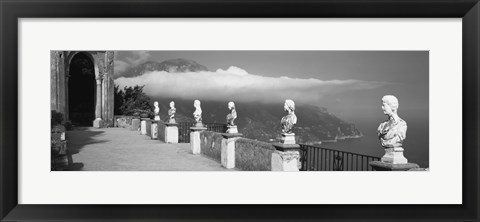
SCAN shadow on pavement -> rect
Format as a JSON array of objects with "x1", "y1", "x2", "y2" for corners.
[{"x1": 64, "y1": 127, "x2": 108, "y2": 171}]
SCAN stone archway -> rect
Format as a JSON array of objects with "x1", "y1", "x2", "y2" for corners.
[
  {"x1": 67, "y1": 52, "x2": 96, "y2": 126},
  {"x1": 51, "y1": 51, "x2": 115, "y2": 128}
]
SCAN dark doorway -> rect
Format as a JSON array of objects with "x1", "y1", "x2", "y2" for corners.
[{"x1": 68, "y1": 53, "x2": 95, "y2": 126}]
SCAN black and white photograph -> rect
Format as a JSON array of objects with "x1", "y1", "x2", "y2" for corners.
[
  {"x1": 51, "y1": 50, "x2": 429, "y2": 171},
  {"x1": 4, "y1": 1, "x2": 478, "y2": 220}
]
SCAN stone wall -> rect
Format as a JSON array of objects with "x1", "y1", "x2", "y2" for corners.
[
  {"x1": 50, "y1": 51, "x2": 67, "y2": 115},
  {"x1": 115, "y1": 115, "x2": 133, "y2": 128},
  {"x1": 196, "y1": 131, "x2": 276, "y2": 171},
  {"x1": 235, "y1": 138, "x2": 276, "y2": 171},
  {"x1": 199, "y1": 131, "x2": 223, "y2": 162}
]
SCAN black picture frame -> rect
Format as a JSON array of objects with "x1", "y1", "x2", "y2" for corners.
[{"x1": 1, "y1": 0, "x2": 479, "y2": 221}]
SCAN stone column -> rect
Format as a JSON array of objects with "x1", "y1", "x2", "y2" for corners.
[
  {"x1": 190, "y1": 126, "x2": 207, "y2": 154},
  {"x1": 146, "y1": 119, "x2": 152, "y2": 137},
  {"x1": 140, "y1": 118, "x2": 149, "y2": 135},
  {"x1": 93, "y1": 78, "x2": 104, "y2": 128},
  {"x1": 369, "y1": 147, "x2": 419, "y2": 171},
  {"x1": 271, "y1": 144, "x2": 301, "y2": 171},
  {"x1": 65, "y1": 74, "x2": 70, "y2": 122},
  {"x1": 281, "y1": 133, "x2": 296, "y2": 145},
  {"x1": 369, "y1": 161, "x2": 420, "y2": 171},
  {"x1": 221, "y1": 133, "x2": 242, "y2": 169},
  {"x1": 165, "y1": 122, "x2": 179, "y2": 143},
  {"x1": 151, "y1": 121, "x2": 158, "y2": 139}
]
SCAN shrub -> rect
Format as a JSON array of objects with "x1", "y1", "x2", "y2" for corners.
[
  {"x1": 64, "y1": 121, "x2": 73, "y2": 131},
  {"x1": 51, "y1": 110, "x2": 64, "y2": 127},
  {"x1": 116, "y1": 85, "x2": 153, "y2": 116}
]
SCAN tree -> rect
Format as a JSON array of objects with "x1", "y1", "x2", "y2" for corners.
[
  {"x1": 114, "y1": 85, "x2": 124, "y2": 115},
  {"x1": 114, "y1": 84, "x2": 153, "y2": 116}
]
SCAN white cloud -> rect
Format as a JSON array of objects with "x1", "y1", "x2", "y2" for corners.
[{"x1": 115, "y1": 66, "x2": 385, "y2": 104}]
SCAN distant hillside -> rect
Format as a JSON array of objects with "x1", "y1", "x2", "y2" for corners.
[
  {"x1": 150, "y1": 98, "x2": 363, "y2": 144},
  {"x1": 119, "y1": 59, "x2": 208, "y2": 78}
]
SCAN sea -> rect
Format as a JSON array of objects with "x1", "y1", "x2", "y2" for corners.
[{"x1": 320, "y1": 116, "x2": 429, "y2": 168}]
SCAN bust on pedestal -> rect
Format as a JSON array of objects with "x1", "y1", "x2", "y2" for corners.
[
  {"x1": 192, "y1": 99, "x2": 204, "y2": 128},
  {"x1": 164, "y1": 101, "x2": 179, "y2": 143},
  {"x1": 153, "y1": 101, "x2": 160, "y2": 121},
  {"x1": 168, "y1": 101, "x2": 176, "y2": 123},
  {"x1": 154, "y1": 101, "x2": 160, "y2": 121},
  {"x1": 221, "y1": 101, "x2": 242, "y2": 169},
  {"x1": 369, "y1": 95, "x2": 419, "y2": 171},
  {"x1": 226, "y1": 101, "x2": 238, "y2": 133},
  {"x1": 190, "y1": 100, "x2": 207, "y2": 154},
  {"x1": 272, "y1": 99, "x2": 301, "y2": 171},
  {"x1": 280, "y1": 99, "x2": 297, "y2": 144}
]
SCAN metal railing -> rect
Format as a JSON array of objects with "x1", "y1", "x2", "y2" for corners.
[
  {"x1": 299, "y1": 144, "x2": 380, "y2": 171},
  {"x1": 177, "y1": 122, "x2": 228, "y2": 143}
]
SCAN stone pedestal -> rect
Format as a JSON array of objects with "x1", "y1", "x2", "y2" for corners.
[
  {"x1": 369, "y1": 161, "x2": 420, "y2": 171},
  {"x1": 226, "y1": 125, "x2": 238, "y2": 134},
  {"x1": 131, "y1": 118, "x2": 140, "y2": 131},
  {"x1": 221, "y1": 133, "x2": 243, "y2": 169},
  {"x1": 168, "y1": 118, "x2": 176, "y2": 124},
  {"x1": 190, "y1": 126, "x2": 207, "y2": 154},
  {"x1": 271, "y1": 143, "x2": 301, "y2": 171},
  {"x1": 151, "y1": 121, "x2": 158, "y2": 139},
  {"x1": 165, "y1": 122, "x2": 179, "y2": 144},
  {"x1": 281, "y1": 133, "x2": 296, "y2": 144},
  {"x1": 140, "y1": 118, "x2": 149, "y2": 135},
  {"x1": 146, "y1": 120, "x2": 152, "y2": 137},
  {"x1": 381, "y1": 147, "x2": 408, "y2": 164},
  {"x1": 93, "y1": 118, "x2": 104, "y2": 128}
]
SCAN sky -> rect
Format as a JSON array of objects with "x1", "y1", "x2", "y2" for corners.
[{"x1": 114, "y1": 51, "x2": 429, "y2": 123}]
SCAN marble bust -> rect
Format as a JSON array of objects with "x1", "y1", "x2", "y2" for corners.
[
  {"x1": 226, "y1": 102, "x2": 237, "y2": 126},
  {"x1": 168, "y1": 101, "x2": 176, "y2": 123},
  {"x1": 193, "y1": 99, "x2": 202, "y2": 126},
  {"x1": 377, "y1": 95, "x2": 407, "y2": 148},
  {"x1": 281, "y1": 99, "x2": 297, "y2": 134},
  {"x1": 376, "y1": 95, "x2": 409, "y2": 164},
  {"x1": 153, "y1": 101, "x2": 160, "y2": 121},
  {"x1": 226, "y1": 101, "x2": 238, "y2": 133}
]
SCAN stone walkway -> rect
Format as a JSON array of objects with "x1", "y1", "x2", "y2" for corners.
[{"x1": 66, "y1": 127, "x2": 233, "y2": 171}]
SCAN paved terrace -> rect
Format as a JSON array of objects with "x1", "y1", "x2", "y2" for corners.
[{"x1": 66, "y1": 127, "x2": 234, "y2": 171}]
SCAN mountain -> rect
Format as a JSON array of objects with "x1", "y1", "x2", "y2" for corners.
[
  {"x1": 120, "y1": 59, "x2": 208, "y2": 78},
  {"x1": 151, "y1": 98, "x2": 363, "y2": 144}
]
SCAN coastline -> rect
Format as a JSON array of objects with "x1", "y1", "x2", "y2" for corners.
[{"x1": 320, "y1": 134, "x2": 364, "y2": 143}]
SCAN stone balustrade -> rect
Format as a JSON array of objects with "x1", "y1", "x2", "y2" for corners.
[
  {"x1": 154, "y1": 121, "x2": 179, "y2": 143},
  {"x1": 197, "y1": 131, "x2": 284, "y2": 171},
  {"x1": 234, "y1": 138, "x2": 276, "y2": 171}
]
